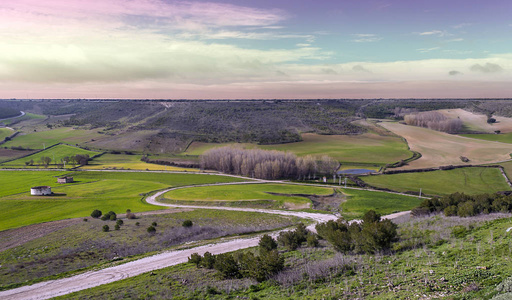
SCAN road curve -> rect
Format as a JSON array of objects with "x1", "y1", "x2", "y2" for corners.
[{"x1": 0, "y1": 182, "x2": 410, "y2": 300}]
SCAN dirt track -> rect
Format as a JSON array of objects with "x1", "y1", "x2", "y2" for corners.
[{"x1": 0, "y1": 182, "x2": 410, "y2": 300}]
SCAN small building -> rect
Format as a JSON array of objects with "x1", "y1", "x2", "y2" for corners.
[
  {"x1": 57, "y1": 176, "x2": 74, "y2": 184},
  {"x1": 31, "y1": 186, "x2": 52, "y2": 196}
]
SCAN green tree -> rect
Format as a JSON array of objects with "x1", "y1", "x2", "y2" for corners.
[
  {"x1": 188, "y1": 253, "x2": 202, "y2": 267},
  {"x1": 91, "y1": 209, "x2": 102, "y2": 218},
  {"x1": 258, "y1": 234, "x2": 277, "y2": 255}
]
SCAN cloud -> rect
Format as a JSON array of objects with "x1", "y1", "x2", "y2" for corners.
[
  {"x1": 351, "y1": 34, "x2": 382, "y2": 43},
  {"x1": 352, "y1": 65, "x2": 371, "y2": 73},
  {"x1": 417, "y1": 30, "x2": 451, "y2": 37},
  {"x1": 417, "y1": 47, "x2": 440, "y2": 53},
  {"x1": 449, "y1": 70, "x2": 462, "y2": 76},
  {"x1": 446, "y1": 38, "x2": 464, "y2": 42},
  {"x1": 470, "y1": 63, "x2": 504, "y2": 73}
]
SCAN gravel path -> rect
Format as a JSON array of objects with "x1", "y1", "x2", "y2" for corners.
[{"x1": 0, "y1": 182, "x2": 410, "y2": 300}]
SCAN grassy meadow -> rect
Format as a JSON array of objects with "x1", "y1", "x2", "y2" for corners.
[
  {"x1": 186, "y1": 133, "x2": 412, "y2": 165},
  {"x1": 460, "y1": 132, "x2": 512, "y2": 144},
  {"x1": 0, "y1": 128, "x2": 14, "y2": 140},
  {"x1": 340, "y1": 189, "x2": 423, "y2": 220},
  {"x1": 2, "y1": 127, "x2": 104, "y2": 150},
  {"x1": 0, "y1": 170, "x2": 248, "y2": 230},
  {"x1": 0, "y1": 144, "x2": 99, "y2": 168},
  {"x1": 161, "y1": 183, "x2": 334, "y2": 209},
  {"x1": 1, "y1": 113, "x2": 45, "y2": 126},
  {"x1": 363, "y1": 167, "x2": 511, "y2": 196}
]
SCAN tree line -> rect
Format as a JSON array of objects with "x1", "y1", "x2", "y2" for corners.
[
  {"x1": 200, "y1": 146, "x2": 339, "y2": 180},
  {"x1": 412, "y1": 191, "x2": 512, "y2": 217},
  {"x1": 404, "y1": 111, "x2": 462, "y2": 133}
]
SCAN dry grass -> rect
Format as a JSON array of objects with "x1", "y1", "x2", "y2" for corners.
[
  {"x1": 379, "y1": 121, "x2": 512, "y2": 169},
  {"x1": 438, "y1": 108, "x2": 512, "y2": 133}
]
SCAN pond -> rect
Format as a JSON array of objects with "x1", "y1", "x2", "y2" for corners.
[{"x1": 337, "y1": 169, "x2": 376, "y2": 175}]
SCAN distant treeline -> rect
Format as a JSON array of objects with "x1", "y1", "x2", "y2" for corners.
[
  {"x1": 200, "y1": 146, "x2": 339, "y2": 180},
  {"x1": 413, "y1": 192, "x2": 512, "y2": 217},
  {"x1": 0, "y1": 105, "x2": 21, "y2": 119},
  {"x1": 404, "y1": 111, "x2": 462, "y2": 133}
]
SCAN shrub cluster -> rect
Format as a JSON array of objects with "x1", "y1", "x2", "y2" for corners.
[
  {"x1": 201, "y1": 146, "x2": 338, "y2": 180},
  {"x1": 412, "y1": 192, "x2": 512, "y2": 217},
  {"x1": 101, "y1": 211, "x2": 117, "y2": 221},
  {"x1": 188, "y1": 235, "x2": 283, "y2": 282},
  {"x1": 315, "y1": 210, "x2": 398, "y2": 254},
  {"x1": 276, "y1": 223, "x2": 312, "y2": 251}
]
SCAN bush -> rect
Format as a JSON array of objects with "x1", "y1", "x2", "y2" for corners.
[
  {"x1": 91, "y1": 209, "x2": 102, "y2": 218},
  {"x1": 116, "y1": 219, "x2": 123, "y2": 226},
  {"x1": 444, "y1": 205, "x2": 458, "y2": 216},
  {"x1": 109, "y1": 214, "x2": 117, "y2": 221},
  {"x1": 115, "y1": 224, "x2": 120, "y2": 230},
  {"x1": 151, "y1": 222, "x2": 157, "y2": 227},
  {"x1": 188, "y1": 253, "x2": 202, "y2": 267},
  {"x1": 258, "y1": 234, "x2": 277, "y2": 254},
  {"x1": 201, "y1": 252, "x2": 216, "y2": 269},
  {"x1": 102, "y1": 225, "x2": 109, "y2": 232},
  {"x1": 214, "y1": 253, "x2": 240, "y2": 279},
  {"x1": 135, "y1": 222, "x2": 140, "y2": 226},
  {"x1": 307, "y1": 234, "x2": 319, "y2": 247},
  {"x1": 147, "y1": 226, "x2": 156, "y2": 234},
  {"x1": 182, "y1": 220, "x2": 193, "y2": 227},
  {"x1": 83, "y1": 218, "x2": 88, "y2": 222},
  {"x1": 316, "y1": 210, "x2": 398, "y2": 254},
  {"x1": 101, "y1": 215, "x2": 109, "y2": 221}
]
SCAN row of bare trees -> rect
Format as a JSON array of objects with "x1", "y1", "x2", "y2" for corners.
[
  {"x1": 200, "y1": 146, "x2": 339, "y2": 180},
  {"x1": 404, "y1": 111, "x2": 462, "y2": 133}
]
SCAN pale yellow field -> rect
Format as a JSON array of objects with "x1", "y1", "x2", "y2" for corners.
[
  {"x1": 438, "y1": 108, "x2": 512, "y2": 133},
  {"x1": 379, "y1": 121, "x2": 512, "y2": 169},
  {"x1": 81, "y1": 162, "x2": 197, "y2": 171}
]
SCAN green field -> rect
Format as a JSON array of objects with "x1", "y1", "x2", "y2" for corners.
[
  {"x1": 0, "y1": 128, "x2": 14, "y2": 140},
  {"x1": 340, "y1": 189, "x2": 422, "y2": 220},
  {"x1": 186, "y1": 133, "x2": 412, "y2": 165},
  {"x1": 1, "y1": 113, "x2": 45, "y2": 126},
  {"x1": 0, "y1": 144, "x2": 99, "y2": 168},
  {"x1": 82, "y1": 153, "x2": 198, "y2": 171},
  {"x1": 161, "y1": 183, "x2": 334, "y2": 208},
  {"x1": 0, "y1": 171, "x2": 247, "y2": 230},
  {"x1": 460, "y1": 133, "x2": 512, "y2": 144},
  {"x1": 362, "y1": 167, "x2": 511, "y2": 196},
  {"x1": 2, "y1": 127, "x2": 103, "y2": 149}
]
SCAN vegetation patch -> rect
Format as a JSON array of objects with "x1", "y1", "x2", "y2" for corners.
[
  {"x1": 461, "y1": 132, "x2": 512, "y2": 144},
  {"x1": 0, "y1": 209, "x2": 299, "y2": 289},
  {"x1": 1, "y1": 144, "x2": 99, "y2": 168},
  {"x1": 340, "y1": 189, "x2": 422, "y2": 220},
  {"x1": 2, "y1": 127, "x2": 104, "y2": 150},
  {"x1": 188, "y1": 133, "x2": 412, "y2": 165},
  {"x1": 161, "y1": 183, "x2": 334, "y2": 209},
  {"x1": 362, "y1": 167, "x2": 511, "y2": 196},
  {"x1": 55, "y1": 214, "x2": 512, "y2": 299}
]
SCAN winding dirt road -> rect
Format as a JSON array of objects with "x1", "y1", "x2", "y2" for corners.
[{"x1": 0, "y1": 182, "x2": 410, "y2": 300}]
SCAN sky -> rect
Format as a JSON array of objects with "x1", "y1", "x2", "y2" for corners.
[{"x1": 0, "y1": 0, "x2": 512, "y2": 99}]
